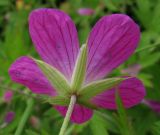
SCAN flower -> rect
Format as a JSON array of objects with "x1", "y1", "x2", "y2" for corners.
[
  {"x1": 4, "y1": 111, "x2": 15, "y2": 123},
  {"x1": 142, "y1": 99, "x2": 160, "y2": 114},
  {"x1": 77, "y1": 8, "x2": 95, "y2": 16},
  {"x1": 9, "y1": 8, "x2": 146, "y2": 124},
  {"x1": 3, "y1": 90, "x2": 13, "y2": 103}
]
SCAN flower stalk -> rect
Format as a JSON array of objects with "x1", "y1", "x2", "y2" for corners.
[
  {"x1": 59, "y1": 95, "x2": 76, "y2": 135},
  {"x1": 15, "y1": 98, "x2": 34, "y2": 135}
]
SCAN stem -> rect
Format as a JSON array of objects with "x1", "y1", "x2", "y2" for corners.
[
  {"x1": 59, "y1": 95, "x2": 76, "y2": 135},
  {"x1": 135, "y1": 43, "x2": 160, "y2": 53},
  {"x1": 14, "y1": 98, "x2": 34, "y2": 135}
]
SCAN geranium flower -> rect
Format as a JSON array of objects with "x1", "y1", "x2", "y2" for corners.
[
  {"x1": 4, "y1": 111, "x2": 15, "y2": 123},
  {"x1": 9, "y1": 8, "x2": 145, "y2": 124},
  {"x1": 77, "y1": 8, "x2": 95, "y2": 16},
  {"x1": 3, "y1": 90, "x2": 13, "y2": 103}
]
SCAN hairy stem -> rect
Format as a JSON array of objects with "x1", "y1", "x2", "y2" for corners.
[{"x1": 59, "y1": 95, "x2": 76, "y2": 135}]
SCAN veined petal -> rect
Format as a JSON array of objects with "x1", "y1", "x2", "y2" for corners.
[
  {"x1": 29, "y1": 8, "x2": 79, "y2": 80},
  {"x1": 55, "y1": 104, "x2": 93, "y2": 124},
  {"x1": 86, "y1": 14, "x2": 140, "y2": 83},
  {"x1": 91, "y1": 77, "x2": 146, "y2": 109},
  {"x1": 9, "y1": 56, "x2": 56, "y2": 96}
]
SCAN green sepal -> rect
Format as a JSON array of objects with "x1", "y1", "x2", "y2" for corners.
[
  {"x1": 78, "y1": 99, "x2": 98, "y2": 109},
  {"x1": 40, "y1": 95, "x2": 70, "y2": 106},
  {"x1": 70, "y1": 44, "x2": 87, "y2": 92},
  {"x1": 79, "y1": 77, "x2": 125, "y2": 100},
  {"x1": 34, "y1": 59, "x2": 71, "y2": 96}
]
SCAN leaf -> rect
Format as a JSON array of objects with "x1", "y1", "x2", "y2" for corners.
[
  {"x1": 40, "y1": 95, "x2": 70, "y2": 106},
  {"x1": 79, "y1": 77, "x2": 124, "y2": 100},
  {"x1": 138, "y1": 73, "x2": 153, "y2": 88},
  {"x1": 25, "y1": 129, "x2": 39, "y2": 135},
  {"x1": 140, "y1": 52, "x2": 160, "y2": 68},
  {"x1": 95, "y1": 111, "x2": 119, "y2": 134},
  {"x1": 71, "y1": 44, "x2": 87, "y2": 92},
  {"x1": 152, "y1": 121, "x2": 160, "y2": 135},
  {"x1": 103, "y1": 0, "x2": 118, "y2": 11},
  {"x1": 133, "y1": 0, "x2": 152, "y2": 29},
  {"x1": 0, "y1": 0, "x2": 9, "y2": 6},
  {"x1": 34, "y1": 59, "x2": 71, "y2": 96},
  {"x1": 115, "y1": 90, "x2": 135, "y2": 135},
  {"x1": 116, "y1": 90, "x2": 127, "y2": 124},
  {"x1": 90, "y1": 113, "x2": 109, "y2": 135}
]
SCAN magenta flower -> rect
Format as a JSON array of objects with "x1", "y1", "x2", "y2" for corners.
[
  {"x1": 78, "y1": 8, "x2": 95, "y2": 16},
  {"x1": 142, "y1": 99, "x2": 160, "y2": 114},
  {"x1": 9, "y1": 8, "x2": 145, "y2": 124},
  {"x1": 5, "y1": 111, "x2": 15, "y2": 123},
  {"x1": 3, "y1": 90, "x2": 13, "y2": 103}
]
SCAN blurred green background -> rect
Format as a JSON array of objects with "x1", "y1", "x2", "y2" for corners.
[{"x1": 0, "y1": 0, "x2": 160, "y2": 134}]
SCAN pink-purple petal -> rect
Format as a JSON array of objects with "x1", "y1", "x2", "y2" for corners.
[
  {"x1": 9, "y1": 56, "x2": 56, "y2": 96},
  {"x1": 29, "y1": 8, "x2": 79, "y2": 80},
  {"x1": 86, "y1": 14, "x2": 140, "y2": 83},
  {"x1": 143, "y1": 99, "x2": 160, "y2": 113},
  {"x1": 5, "y1": 111, "x2": 15, "y2": 123},
  {"x1": 78, "y1": 8, "x2": 95, "y2": 16},
  {"x1": 3, "y1": 90, "x2": 13, "y2": 103},
  {"x1": 55, "y1": 104, "x2": 93, "y2": 124},
  {"x1": 91, "y1": 77, "x2": 146, "y2": 109}
]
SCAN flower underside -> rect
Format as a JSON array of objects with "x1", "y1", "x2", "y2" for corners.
[
  {"x1": 9, "y1": 8, "x2": 146, "y2": 124},
  {"x1": 36, "y1": 44, "x2": 125, "y2": 109}
]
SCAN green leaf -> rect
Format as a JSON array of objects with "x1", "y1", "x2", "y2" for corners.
[
  {"x1": 40, "y1": 95, "x2": 70, "y2": 106},
  {"x1": 25, "y1": 129, "x2": 39, "y2": 135},
  {"x1": 71, "y1": 44, "x2": 87, "y2": 92},
  {"x1": 140, "y1": 52, "x2": 160, "y2": 68},
  {"x1": 34, "y1": 59, "x2": 71, "y2": 96},
  {"x1": 90, "y1": 113, "x2": 109, "y2": 135},
  {"x1": 0, "y1": 0, "x2": 9, "y2": 6},
  {"x1": 115, "y1": 90, "x2": 135, "y2": 135},
  {"x1": 116, "y1": 90, "x2": 127, "y2": 124},
  {"x1": 152, "y1": 121, "x2": 160, "y2": 135},
  {"x1": 95, "y1": 111, "x2": 119, "y2": 133},
  {"x1": 104, "y1": 0, "x2": 118, "y2": 11},
  {"x1": 79, "y1": 77, "x2": 124, "y2": 100}
]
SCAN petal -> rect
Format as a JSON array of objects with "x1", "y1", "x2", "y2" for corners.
[
  {"x1": 55, "y1": 104, "x2": 93, "y2": 124},
  {"x1": 78, "y1": 8, "x2": 95, "y2": 16},
  {"x1": 5, "y1": 111, "x2": 15, "y2": 123},
  {"x1": 143, "y1": 99, "x2": 160, "y2": 113},
  {"x1": 91, "y1": 77, "x2": 146, "y2": 109},
  {"x1": 86, "y1": 14, "x2": 140, "y2": 83},
  {"x1": 29, "y1": 8, "x2": 80, "y2": 80},
  {"x1": 9, "y1": 56, "x2": 56, "y2": 96}
]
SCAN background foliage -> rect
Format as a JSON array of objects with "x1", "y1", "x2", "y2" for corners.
[{"x1": 0, "y1": 0, "x2": 160, "y2": 134}]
